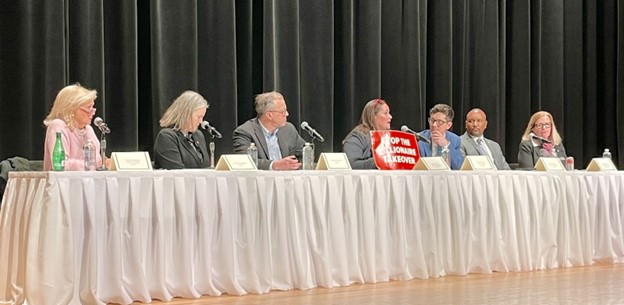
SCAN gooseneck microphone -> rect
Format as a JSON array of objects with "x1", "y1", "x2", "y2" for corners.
[
  {"x1": 93, "y1": 117, "x2": 110, "y2": 134},
  {"x1": 529, "y1": 132, "x2": 552, "y2": 144},
  {"x1": 400, "y1": 125, "x2": 430, "y2": 144},
  {"x1": 201, "y1": 121, "x2": 223, "y2": 138},
  {"x1": 301, "y1": 121, "x2": 325, "y2": 142}
]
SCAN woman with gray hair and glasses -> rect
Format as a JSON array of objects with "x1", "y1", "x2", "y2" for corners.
[{"x1": 153, "y1": 90, "x2": 210, "y2": 169}]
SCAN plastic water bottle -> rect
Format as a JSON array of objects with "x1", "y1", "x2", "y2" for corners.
[
  {"x1": 52, "y1": 131, "x2": 65, "y2": 171},
  {"x1": 441, "y1": 146, "x2": 451, "y2": 166},
  {"x1": 83, "y1": 139, "x2": 97, "y2": 171},
  {"x1": 247, "y1": 143, "x2": 258, "y2": 167},
  {"x1": 431, "y1": 142, "x2": 439, "y2": 157},
  {"x1": 302, "y1": 142, "x2": 314, "y2": 170},
  {"x1": 603, "y1": 148, "x2": 612, "y2": 160}
]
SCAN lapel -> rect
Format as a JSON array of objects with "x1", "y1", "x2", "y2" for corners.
[
  {"x1": 178, "y1": 131, "x2": 202, "y2": 165},
  {"x1": 252, "y1": 119, "x2": 270, "y2": 159},
  {"x1": 468, "y1": 136, "x2": 484, "y2": 155},
  {"x1": 277, "y1": 128, "x2": 289, "y2": 158}
]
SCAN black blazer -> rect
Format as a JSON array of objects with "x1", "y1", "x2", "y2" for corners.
[{"x1": 153, "y1": 128, "x2": 210, "y2": 169}]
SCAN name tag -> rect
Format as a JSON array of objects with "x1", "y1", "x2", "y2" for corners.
[
  {"x1": 109, "y1": 152, "x2": 153, "y2": 171},
  {"x1": 586, "y1": 158, "x2": 618, "y2": 171},
  {"x1": 534, "y1": 157, "x2": 565, "y2": 171},
  {"x1": 413, "y1": 157, "x2": 451, "y2": 171},
  {"x1": 215, "y1": 154, "x2": 258, "y2": 171},
  {"x1": 316, "y1": 153, "x2": 352, "y2": 170},
  {"x1": 460, "y1": 155, "x2": 496, "y2": 171}
]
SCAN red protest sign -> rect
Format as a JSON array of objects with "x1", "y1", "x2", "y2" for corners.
[{"x1": 370, "y1": 130, "x2": 421, "y2": 170}]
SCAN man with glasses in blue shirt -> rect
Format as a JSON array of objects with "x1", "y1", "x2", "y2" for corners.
[
  {"x1": 417, "y1": 103, "x2": 465, "y2": 169},
  {"x1": 233, "y1": 91, "x2": 305, "y2": 170}
]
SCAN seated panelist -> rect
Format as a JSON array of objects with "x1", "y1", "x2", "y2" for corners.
[
  {"x1": 43, "y1": 83, "x2": 106, "y2": 171},
  {"x1": 517, "y1": 110, "x2": 566, "y2": 169},
  {"x1": 460, "y1": 108, "x2": 511, "y2": 170},
  {"x1": 153, "y1": 91, "x2": 210, "y2": 169},
  {"x1": 342, "y1": 98, "x2": 392, "y2": 169},
  {"x1": 417, "y1": 103, "x2": 464, "y2": 169},
  {"x1": 232, "y1": 91, "x2": 305, "y2": 170}
]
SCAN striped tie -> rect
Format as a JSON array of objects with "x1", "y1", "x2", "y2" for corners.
[{"x1": 476, "y1": 138, "x2": 487, "y2": 155}]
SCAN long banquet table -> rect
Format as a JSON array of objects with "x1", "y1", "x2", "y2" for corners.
[{"x1": 0, "y1": 170, "x2": 623, "y2": 304}]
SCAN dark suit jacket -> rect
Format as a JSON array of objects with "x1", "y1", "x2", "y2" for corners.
[
  {"x1": 232, "y1": 118, "x2": 306, "y2": 170},
  {"x1": 343, "y1": 130, "x2": 376, "y2": 169},
  {"x1": 517, "y1": 139, "x2": 567, "y2": 169},
  {"x1": 153, "y1": 128, "x2": 210, "y2": 169},
  {"x1": 460, "y1": 132, "x2": 512, "y2": 170}
]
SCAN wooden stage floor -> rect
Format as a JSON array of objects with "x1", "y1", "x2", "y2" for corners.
[{"x1": 121, "y1": 262, "x2": 624, "y2": 304}]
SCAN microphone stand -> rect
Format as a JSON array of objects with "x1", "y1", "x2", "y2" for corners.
[
  {"x1": 209, "y1": 132, "x2": 215, "y2": 168},
  {"x1": 98, "y1": 133, "x2": 108, "y2": 171},
  {"x1": 209, "y1": 132, "x2": 216, "y2": 169}
]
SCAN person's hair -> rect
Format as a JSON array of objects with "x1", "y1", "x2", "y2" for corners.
[
  {"x1": 521, "y1": 110, "x2": 563, "y2": 144},
  {"x1": 344, "y1": 98, "x2": 388, "y2": 140},
  {"x1": 429, "y1": 103, "x2": 454, "y2": 121},
  {"x1": 255, "y1": 91, "x2": 284, "y2": 117},
  {"x1": 43, "y1": 83, "x2": 97, "y2": 130},
  {"x1": 159, "y1": 90, "x2": 209, "y2": 130}
]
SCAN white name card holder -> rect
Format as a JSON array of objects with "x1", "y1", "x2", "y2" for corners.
[
  {"x1": 460, "y1": 155, "x2": 497, "y2": 171},
  {"x1": 215, "y1": 154, "x2": 258, "y2": 171},
  {"x1": 534, "y1": 157, "x2": 566, "y2": 171},
  {"x1": 413, "y1": 157, "x2": 451, "y2": 171},
  {"x1": 586, "y1": 158, "x2": 618, "y2": 171},
  {"x1": 316, "y1": 153, "x2": 352, "y2": 170},
  {"x1": 109, "y1": 152, "x2": 153, "y2": 171}
]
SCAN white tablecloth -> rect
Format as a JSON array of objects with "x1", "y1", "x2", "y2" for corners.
[{"x1": 0, "y1": 170, "x2": 623, "y2": 305}]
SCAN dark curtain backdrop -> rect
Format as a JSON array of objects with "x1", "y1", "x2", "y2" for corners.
[{"x1": 1, "y1": 0, "x2": 622, "y2": 169}]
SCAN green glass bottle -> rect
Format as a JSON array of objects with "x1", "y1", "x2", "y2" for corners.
[{"x1": 52, "y1": 131, "x2": 65, "y2": 171}]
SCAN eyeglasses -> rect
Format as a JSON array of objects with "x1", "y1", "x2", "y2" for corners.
[
  {"x1": 428, "y1": 118, "x2": 449, "y2": 126},
  {"x1": 534, "y1": 122, "x2": 552, "y2": 129},
  {"x1": 79, "y1": 106, "x2": 96, "y2": 115},
  {"x1": 268, "y1": 109, "x2": 288, "y2": 115}
]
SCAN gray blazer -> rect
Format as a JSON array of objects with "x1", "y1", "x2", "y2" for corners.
[
  {"x1": 517, "y1": 139, "x2": 567, "y2": 169},
  {"x1": 153, "y1": 128, "x2": 210, "y2": 169},
  {"x1": 233, "y1": 118, "x2": 306, "y2": 170},
  {"x1": 460, "y1": 132, "x2": 511, "y2": 170},
  {"x1": 343, "y1": 130, "x2": 376, "y2": 169}
]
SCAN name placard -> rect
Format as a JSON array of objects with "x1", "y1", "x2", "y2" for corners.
[
  {"x1": 316, "y1": 153, "x2": 352, "y2": 170},
  {"x1": 586, "y1": 158, "x2": 618, "y2": 171},
  {"x1": 534, "y1": 157, "x2": 565, "y2": 171},
  {"x1": 109, "y1": 152, "x2": 153, "y2": 171},
  {"x1": 460, "y1": 155, "x2": 497, "y2": 171},
  {"x1": 413, "y1": 157, "x2": 451, "y2": 171},
  {"x1": 215, "y1": 154, "x2": 258, "y2": 171}
]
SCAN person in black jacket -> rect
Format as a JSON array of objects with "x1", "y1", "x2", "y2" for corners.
[{"x1": 153, "y1": 91, "x2": 210, "y2": 169}]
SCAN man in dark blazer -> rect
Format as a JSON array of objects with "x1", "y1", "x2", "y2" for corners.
[
  {"x1": 233, "y1": 91, "x2": 305, "y2": 170},
  {"x1": 460, "y1": 108, "x2": 512, "y2": 170}
]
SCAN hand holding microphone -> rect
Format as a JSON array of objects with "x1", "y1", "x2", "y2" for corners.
[
  {"x1": 301, "y1": 121, "x2": 325, "y2": 142},
  {"x1": 93, "y1": 117, "x2": 110, "y2": 134},
  {"x1": 201, "y1": 121, "x2": 222, "y2": 138}
]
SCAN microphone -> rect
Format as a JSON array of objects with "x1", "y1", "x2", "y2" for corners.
[
  {"x1": 401, "y1": 125, "x2": 430, "y2": 144},
  {"x1": 300, "y1": 121, "x2": 325, "y2": 142},
  {"x1": 529, "y1": 132, "x2": 552, "y2": 144},
  {"x1": 200, "y1": 121, "x2": 222, "y2": 138},
  {"x1": 93, "y1": 117, "x2": 110, "y2": 134}
]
